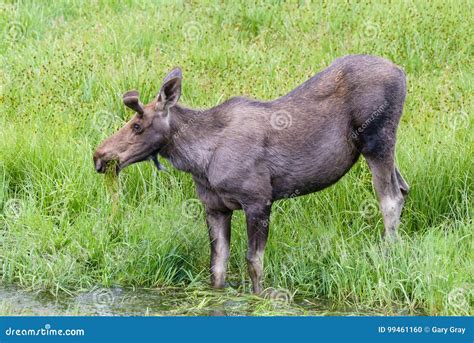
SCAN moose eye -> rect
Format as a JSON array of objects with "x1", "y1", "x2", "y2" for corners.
[{"x1": 132, "y1": 123, "x2": 142, "y2": 133}]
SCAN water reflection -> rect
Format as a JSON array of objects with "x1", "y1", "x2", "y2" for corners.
[{"x1": 0, "y1": 284, "x2": 371, "y2": 316}]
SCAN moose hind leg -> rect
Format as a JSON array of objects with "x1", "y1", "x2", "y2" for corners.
[{"x1": 365, "y1": 156, "x2": 405, "y2": 240}]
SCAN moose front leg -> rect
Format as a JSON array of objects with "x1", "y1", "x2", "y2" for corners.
[
  {"x1": 244, "y1": 203, "x2": 271, "y2": 294},
  {"x1": 206, "y1": 208, "x2": 232, "y2": 289}
]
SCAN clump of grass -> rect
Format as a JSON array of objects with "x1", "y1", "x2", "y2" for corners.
[{"x1": 104, "y1": 160, "x2": 120, "y2": 217}]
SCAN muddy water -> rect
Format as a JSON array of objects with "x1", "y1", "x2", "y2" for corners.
[{"x1": 0, "y1": 285, "x2": 371, "y2": 316}]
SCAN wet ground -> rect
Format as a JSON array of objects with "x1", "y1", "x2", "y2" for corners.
[{"x1": 0, "y1": 284, "x2": 375, "y2": 316}]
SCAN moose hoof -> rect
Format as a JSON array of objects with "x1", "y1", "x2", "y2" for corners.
[
  {"x1": 252, "y1": 285, "x2": 263, "y2": 295},
  {"x1": 211, "y1": 279, "x2": 227, "y2": 289}
]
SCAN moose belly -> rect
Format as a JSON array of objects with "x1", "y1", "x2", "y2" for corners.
[{"x1": 270, "y1": 144, "x2": 360, "y2": 200}]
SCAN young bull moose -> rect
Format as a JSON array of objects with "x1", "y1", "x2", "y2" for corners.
[{"x1": 94, "y1": 55, "x2": 409, "y2": 294}]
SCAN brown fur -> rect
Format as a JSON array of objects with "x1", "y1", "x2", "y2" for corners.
[{"x1": 94, "y1": 55, "x2": 409, "y2": 293}]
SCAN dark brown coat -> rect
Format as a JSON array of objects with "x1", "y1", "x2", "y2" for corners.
[{"x1": 94, "y1": 55, "x2": 409, "y2": 293}]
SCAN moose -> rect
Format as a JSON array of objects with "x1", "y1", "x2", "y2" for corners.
[{"x1": 94, "y1": 55, "x2": 409, "y2": 294}]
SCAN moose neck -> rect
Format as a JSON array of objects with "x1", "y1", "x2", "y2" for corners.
[{"x1": 159, "y1": 104, "x2": 220, "y2": 177}]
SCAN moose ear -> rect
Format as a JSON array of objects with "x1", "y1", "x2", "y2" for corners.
[
  {"x1": 123, "y1": 90, "x2": 144, "y2": 115},
  {"x1": 156, "y1": 68, "x2": 182, "y2": 111}
]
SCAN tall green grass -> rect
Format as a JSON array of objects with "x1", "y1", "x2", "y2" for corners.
[{"x1": 0, "y1": 0, "x2": 472, "y2": 315}]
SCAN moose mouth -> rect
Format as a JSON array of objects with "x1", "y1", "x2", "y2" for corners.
[
  {"x1": 115, "y1": 150, "x2": 163, "y2": 174},
  {"x1": 95, "y1": 148, "x2": 164, "y2": 175}
]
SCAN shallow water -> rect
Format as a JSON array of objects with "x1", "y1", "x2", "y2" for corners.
[{"x1": 0, "y1": 284, "x2": 376, "y2": 316}]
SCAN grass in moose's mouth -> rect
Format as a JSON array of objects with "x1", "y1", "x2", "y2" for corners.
[
  {"x1": 0, "y1": 1, "x2": 472, "y2": 316},
  {"x1": 104, "y1": 160, "x2": 120, "y2": 216}
]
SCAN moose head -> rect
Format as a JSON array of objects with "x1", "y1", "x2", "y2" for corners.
[{"x1": 93, "y1": 68, "x2": 182, "y2": 174}]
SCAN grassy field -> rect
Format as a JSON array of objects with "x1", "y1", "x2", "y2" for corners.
[{"x1": 0, "y1": 1, "x2": 472, "y2": 316}]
